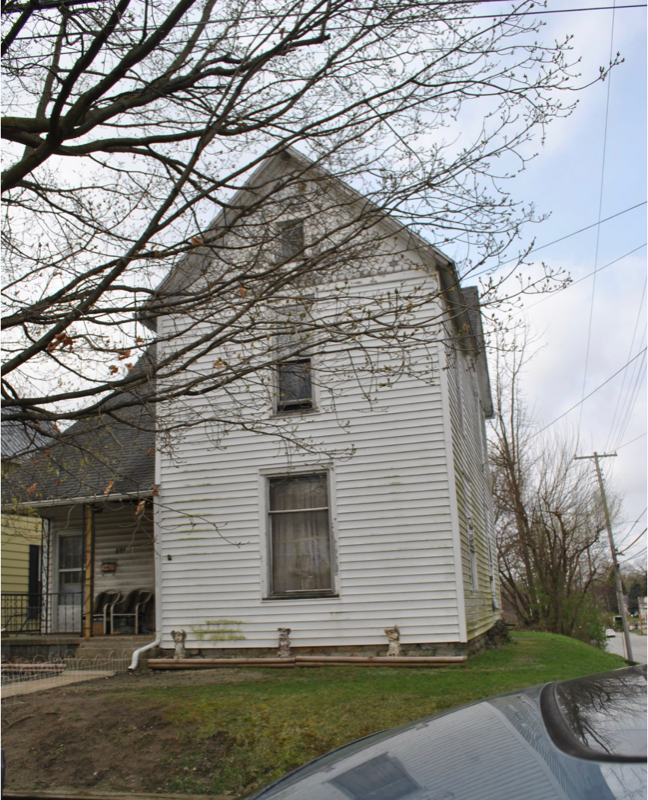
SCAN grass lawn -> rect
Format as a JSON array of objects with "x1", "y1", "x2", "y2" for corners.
[
  {"x1": 139, "y1": 633, "x2": 625, "y2": 796},
  {"x1": 3, "y1": 632, "x2": 627, "y2": 798}
]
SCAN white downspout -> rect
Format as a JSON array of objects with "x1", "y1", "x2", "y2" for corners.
[
  {"x1": 128, "y1": 526, "x2": 162, "y2": 669},
  {"x1": 129, "y1": 426, "x2": 163, "y2": 671}
]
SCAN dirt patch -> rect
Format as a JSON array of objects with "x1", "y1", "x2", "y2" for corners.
[{"x1": 1, "y1": 668, "x2": 269, "y2": 795}]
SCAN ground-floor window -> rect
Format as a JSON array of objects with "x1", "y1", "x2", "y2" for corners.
[{"x1": 268, "y1": 473, "x2": 334, "y2": 597}]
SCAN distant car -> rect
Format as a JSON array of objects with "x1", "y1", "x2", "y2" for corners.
[
  {"x1": 606, "y1": 628, "x2": 617, "y2": 637},
  {"x1": 246, "y1": 666, "x2": 647, "y2": 800}
]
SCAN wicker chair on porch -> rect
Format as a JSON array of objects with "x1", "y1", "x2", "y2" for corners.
[
  {"x1": 92, "y1": 590, "x2": 121, "y2": 635},
  {"x1": 110, "y1": 589, "x2": 153, "y2": 635}
]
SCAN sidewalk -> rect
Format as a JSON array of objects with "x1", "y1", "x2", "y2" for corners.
[{"x1": 2, "y1": 669, "x2": 115, "y2": 697}]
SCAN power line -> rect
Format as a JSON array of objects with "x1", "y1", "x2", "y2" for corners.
[
  {"x1": 615, "y1": 506, "x2": 647, "y2": 549},
  {"x1": 578, "y1": 0, "x2": 617, "y2": 440},
  {"x1": 512, "y1": 243, "x2": 646, "y2": 317},
  {"x1": 617, "y1": 431, "x2": 647, "y2": 450},
  {"x1": 466, "y1": 3, "x2": 646, "y2": 17},
  {"x1": 614, "y1": 342, "x2": 647, "y2": 450},
  {"x1": 606, "y1": 276, "x2": 647, "y2": 449},
  {"x1": 619, "y1": 545, "x2": 647, "y2": 562},
  {"x1": 531, "y1": 347, "x2": 647, "y2": 438},
  {"x1": 610, "y1": 326, "x2": 647, "y2": 449},
  {"x1": 470, "y1": 201, "x2": 646, "y2": 281},
  {"x1": 618, "y1": 528, "x2": 647, "y2": 555}
]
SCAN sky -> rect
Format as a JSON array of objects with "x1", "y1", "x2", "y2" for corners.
[{"x1": 477, "y1": 1, "x2": 647, "y2": 566}]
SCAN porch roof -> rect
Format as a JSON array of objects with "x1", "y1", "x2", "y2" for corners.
[{"x1": 2, "y1": 400, "x2": 155, "y2": 511}]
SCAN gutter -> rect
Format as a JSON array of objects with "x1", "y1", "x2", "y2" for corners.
[{"x1": 2, "y1": 490, "x2": 153, "y2": 512}]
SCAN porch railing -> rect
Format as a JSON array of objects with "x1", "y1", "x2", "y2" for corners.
[{"x1": 1, "y1": 592, "x2": 83, "y2": 635}]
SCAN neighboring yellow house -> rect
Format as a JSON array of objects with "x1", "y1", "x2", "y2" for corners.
[
  {"x1": 2, "y1": 424, "x2": 44, "y2": 631},
  {"x1": 2, "y1": 511, "x2": 42, "y2": 594}
]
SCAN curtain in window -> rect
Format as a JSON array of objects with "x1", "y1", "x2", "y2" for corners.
[{"x1": 270, "y1": 475, "x2": 331, "y2": 593}]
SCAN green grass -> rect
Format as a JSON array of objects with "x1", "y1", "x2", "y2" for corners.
[{"x1": 130, "y1": 634, "x2": 626, "y2": 796}]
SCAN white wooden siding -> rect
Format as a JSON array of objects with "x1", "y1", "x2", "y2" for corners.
[
  {"x1": 44, "y1": 504, "x2": 154, "y2": 600},
  {"x1": 445, "y1": 344, "x2": 499, "y2": 638},
  {"x1": 156, "y1": 266, "x2": 468, "y2": 651},
  {"x1": 93, "y1": 507, "x2": 155, "y2": 596}
]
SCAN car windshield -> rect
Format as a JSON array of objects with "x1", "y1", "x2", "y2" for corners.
[{"x1": 546, "y1": 666, "x2": 647, "y2": 761}]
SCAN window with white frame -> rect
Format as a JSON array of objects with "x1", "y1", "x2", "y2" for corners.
[
  {"x1": 268, "y1": 473, "x2": 334, "y2": 596},
  {"x1": 276, "y1": 358, "x2": 313, "y2": 412}
]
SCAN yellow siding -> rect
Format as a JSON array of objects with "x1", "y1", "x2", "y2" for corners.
[{"x1": 1, "y1": 513, "x2": 42, "y2": 593}]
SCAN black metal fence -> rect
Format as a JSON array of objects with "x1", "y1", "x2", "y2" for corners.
[{"x1": 1, "y1": 592, "x2": 83, "y2": 635}]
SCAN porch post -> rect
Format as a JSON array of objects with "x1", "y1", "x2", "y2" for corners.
[{"x1": 83, "y1": 504, "x2": 94, "y2": 639}]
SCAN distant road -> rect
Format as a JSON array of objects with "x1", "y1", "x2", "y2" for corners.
[{"x1": 605, "y1": 632, "x2": 647, "y2": 664}]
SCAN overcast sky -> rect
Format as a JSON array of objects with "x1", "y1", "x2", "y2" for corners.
[{"x1": 477, "y1": 2, "x2": 647, "y2": 565}]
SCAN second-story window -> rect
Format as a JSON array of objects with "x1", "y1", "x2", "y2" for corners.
[
  {"x1": 277, "y1": 358, "x2": 312, "y2": 412},
  {"x1": 278, "y1": 220, "x2": 304, "y2": 261}
]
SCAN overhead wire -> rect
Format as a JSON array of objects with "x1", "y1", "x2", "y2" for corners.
[
  {"x1": 605, "y1": 275, "x2": 647, "y2": 449},
  {"x1": 578, "y1": 0, "x2": 617, "y2": 439},
  {"x1": 530, "y1": 347, "x2": 647, "y2": 438},
  {"x1": 618, "y1": 528, "x2": 647, "y2": 555},
  {"x1": 612, "y1": 329, "x2": 647, "y2": 450},
  {"x1": 615, "y1": 506, "x2": 647, "y2": 549},
  {"x1": 458, "y1": 3, "x2": 645, "y2": 17},
  {"x1": 619, "y1": 545, "x2": 646, "y2": 562},
  {"x1": 617, "y1": 431, "x2": 647, "y2": 450},
  {"x1": 469, "y1": 201, "x2": 646, "y2": 282},
  {"x1": 510, "y1": 243, "x2": 646, "y2": 318}
]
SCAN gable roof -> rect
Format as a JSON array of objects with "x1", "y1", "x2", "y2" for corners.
[{"x1": 140, "y1": 146, "x2": 477, "y2": 347}]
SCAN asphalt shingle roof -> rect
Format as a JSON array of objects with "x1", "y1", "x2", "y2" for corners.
[{"x1": 2, "y1": 355, "x2": 156, "y2": 507}]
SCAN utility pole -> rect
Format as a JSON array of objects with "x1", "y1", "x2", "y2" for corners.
[{"x1": 574, "y1": 452, "x2": 634, "y2": 662}]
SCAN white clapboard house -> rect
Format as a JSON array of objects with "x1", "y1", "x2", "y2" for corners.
[
  {"x1": 147, "y1": 149, "x2": 500, "y2": 658},
  {"x1": 2, "y1": 149, "x2": 500, "y2": 659}
]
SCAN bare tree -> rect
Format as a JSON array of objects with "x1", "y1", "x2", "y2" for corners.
[
  {"x1": 489, "y1": 332, "x2": 614, "y2": 638},
  {"x1": 2, "y1": 0, "x2": 604, "y2": 449}
]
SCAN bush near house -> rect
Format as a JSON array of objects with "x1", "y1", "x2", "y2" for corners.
[{"x1": 2, "y1": 633, "x2": 626, "y2": 798}]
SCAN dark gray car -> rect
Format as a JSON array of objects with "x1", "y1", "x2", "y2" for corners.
[{"x1": 246, "y1": 665, "x2": 647, "y2": 800}]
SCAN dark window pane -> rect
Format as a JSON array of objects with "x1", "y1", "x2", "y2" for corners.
[
  {"x1": 279, "y1": 221, "x2": 304, "y2": 260},
  {"x1": 269, "y1": 474, "x2": 327, "y2": 511},
  {"x1": 59, "y1": 535, "x2": 83, "y2": 570},
  {"x1": 270, "y1": 474, "x2": 331, "y2": 594},
  {"x1": 278, "y1": 359, "x2": 312, "y2": 410},
  {"x1": 60, "y1": 570, "x2": 83, "y2": 586},
  {"x1": 272, "y1": 510, "x2": 331, "y2": 593}
]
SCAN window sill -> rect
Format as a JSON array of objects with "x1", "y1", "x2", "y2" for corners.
[
  {"x1": 263, "y1": 592, "x2": 339, "y2": 601},
  {"x1": 271, "y1": 407, "x2": 319, "y2": 419}
]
